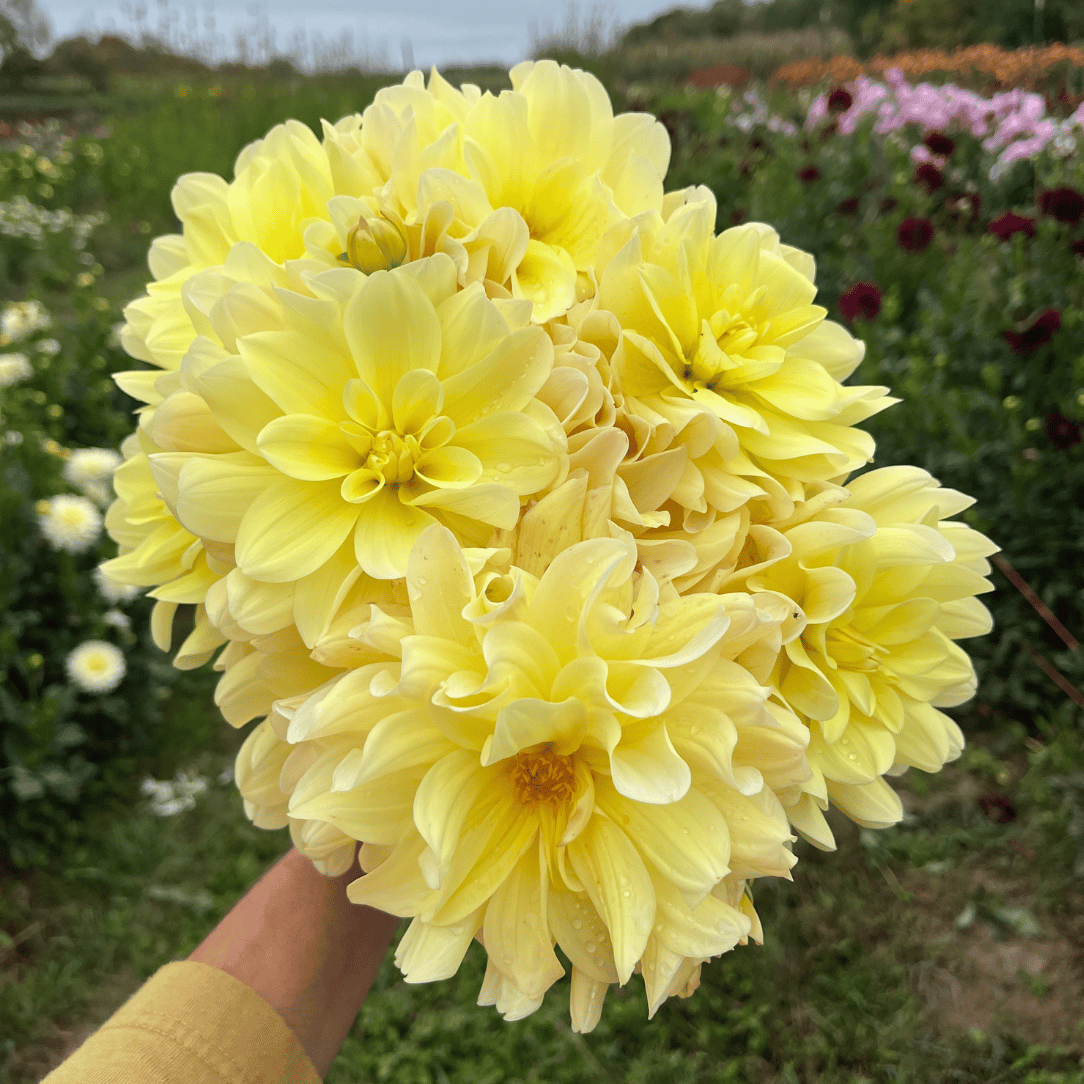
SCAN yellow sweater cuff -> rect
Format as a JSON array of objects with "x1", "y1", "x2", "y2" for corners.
[{"x1": 39, "y1": 960, "x2": 323, "y2": 1084}]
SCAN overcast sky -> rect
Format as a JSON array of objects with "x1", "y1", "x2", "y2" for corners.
[{"x1": 33, "y1": 1, "x2": 687, "y2": 69}]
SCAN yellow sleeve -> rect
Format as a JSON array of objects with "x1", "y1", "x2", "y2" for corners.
[{"x1": 39, "y1": 960, "x2": 323, "y2": 1084}]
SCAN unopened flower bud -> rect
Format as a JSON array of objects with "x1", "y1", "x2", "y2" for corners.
[{"x1": 343, "y1": 212, "x2": 408, "y2": 273}]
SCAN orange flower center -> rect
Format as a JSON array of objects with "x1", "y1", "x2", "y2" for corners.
[{"x1": 510, "y1": 746, "x2": 576, "y2": 808}]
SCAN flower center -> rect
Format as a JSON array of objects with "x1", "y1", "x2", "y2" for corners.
[
  {"x1": 366, "y1": 430, "x2": 419, "y2": 484},
  {"x1": 510, "y1": 745, "x2": 576, "y2": 808},
  {"x1": 825, "y1": 626, "x2": 888, "y2": 672},
  {"x1": 687, "y1": 310, "x2": 759, "y2": 387}
]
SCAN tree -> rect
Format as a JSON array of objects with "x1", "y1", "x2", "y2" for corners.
[{"x1": 0, "y1": 0, "x2": 50, "y2": 60}]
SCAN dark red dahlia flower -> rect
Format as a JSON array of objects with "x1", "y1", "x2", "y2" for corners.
[
  {"x1": 923, "y1": 131, "x2": 956, "y2": 156},
  {"x1": 988, "y1": 211, "x2": 1036, "y2": 241},
  {"x1": 827, "y1": 87, "x2": 853, "y2": 113},
  {"x1": 897, "y1": 216, "x2": 935, "y2": 252},
  {"x1": 729, "y1": 208, "x2": 746, "y2": 225},
  {"x1": 880, "y1": 196, "x2": 899, "y2": 214},
  {"x1": 1038, "y1": 186, "x2": 1084, "y2": 226},
  {"x1": 1046, "y1": 412, "x2": 1082, "y2": 450},
  {"x1": 1071, "y1": 238, "x2": 1084, "y2": 257},
  {"x1": 797, "y1": 165, "x2": 821, "y2": 183},
  {"x1": 837, "y1": 197, "x2": 860, "y2": 215},
  {"x1": 914, "y1": 162, "x2": 944, "y2": 193},
  {"x1": 1003, "y1": 309, "x2": 1061, "y2": 355},
  {"x1": 839, "y1": 282, "x2": 882, "y2": 321}
]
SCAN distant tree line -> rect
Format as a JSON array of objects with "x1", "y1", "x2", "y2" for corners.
[{"x1": 622, "y1": 0, "x2": 1084, "y2": 57}]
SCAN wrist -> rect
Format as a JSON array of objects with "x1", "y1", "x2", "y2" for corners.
[{"x1": 189, "y1": 845, "x2": 400, "y2": 1078}]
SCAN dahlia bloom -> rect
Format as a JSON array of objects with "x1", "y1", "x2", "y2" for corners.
[
  {"x1": 393, "y1": 61, "x2": 671, "y2": 323},
  {"x1": 141, "y1": 256, "x2": 567, "y2": 625},
  {"x1": 746, "y1": 468, "x2": 996, "y2": 845},
  {"x1": 236, "y1": 525, "x2": 810, "y2": 1029},
  {"x1": 598, "y1": 201, "x2": 893, "y2": 523},
  {"x1": 838, "y1": 282, "x2": 882, "y2": 322},
  {"x1": 988, "y1": 211, "x2": 1035, "y2": 242},
  {"x1": 99, "y1": 61, "x2": 997, "y2": 1033}
]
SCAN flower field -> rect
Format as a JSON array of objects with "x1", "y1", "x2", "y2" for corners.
[{"x1": 2, "y1": 56, "x2": 1084, "y2": 1083}]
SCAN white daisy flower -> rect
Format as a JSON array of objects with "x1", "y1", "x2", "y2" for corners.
[
  {"x1": 0, "y1": 299, "x2": 50, "y2": 345},
  {"x1": 66, "y1": 640, "x2": 126, "y2": 693},
  {"x1": 38, "y1": 494, "x2": 102, "y2": 553},
  {"x1": 0, "y1": 352, "x2": 32, "y2": 387},
  {"x1": 63, "y1": 447, "x2": 121, "y2": 489}
]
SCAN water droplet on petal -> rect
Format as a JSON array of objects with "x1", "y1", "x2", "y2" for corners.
[
  {"x1": 622, "y1": 890, "x2": 631, "y2": 898},
  {"x1": 584, "y1": 941, "x2": 596, "y2": 952},
  {"x1": 572, "y1": 919, "x2": 583, "y2": 930},
  {"x1": 497, "y1": 462, "x2": 512, "y2": 473}
]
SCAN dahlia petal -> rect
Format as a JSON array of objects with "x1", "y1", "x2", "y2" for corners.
[
  {"x1": 353, "y1": 489, "x2": 435, "y2": 579},
  {"x1": 408, "y1": 480, "x2": 520, "y2": 529},
  {"x1": 652, "y1": 874, "x2": 750, "y2": 958},
  {"x1": 428, "y1": 798, "x2": 539, "y2": 925},
  {"x1": 609, "y1": 722, "x2": 691, "y2": 805},
  {"x1": 484, "y1": 698, "x2": 589, "y2": 765},
  {"x1": 257, "y1": 413, "x2": 357, "y2": 479},
  {"x1": 236, "y1": 478, "x2": 357, "y2": 581},
  {"x1": 569, "y1": 968, "x2": 609, "y2": 1034},
  {"x1": 442, "y1": 326, "x2": 553, "y2": 420},
  {"x1": 239, "y1": 325, "x2": 354, "y2": 418},
  {"x1": 787, "y1": 793, "x2": 837, "y2": 851},
  {"x1": 826, "y1": 775, "x2": 903, "y2": 829},
  {"x1": 341, "y1": 709, "x2": 455, "y2": 786},
  {"x1": 413, "y1": 751, "x2": 493, "y2": 872},
  {"x1": 566, "y1": 814, "x2": 655, "y2": 985},
  {"x1": 344, "y1": 269, "x2": 442, "y2": 403},
  {"x1": 547, "y1": 886, "x2": 619, "y2": 984},
  {"x1": 391, "y1": 368, "x2": 445, "y2": 435},
  {"x1": 414, "y1": 445, "x2": 484, "y2": 488},
  {"x1": 435, "y1": 281, "x2": 517, "y2": 378},
  {"x1": 188, "y1": 355, "x2": 281, "y2": 454},
  {"x1": 483, "y1": 848, "x2": 565, "y2": 999},
  {"x1": 174, "y1": 452, "x2": 278, "y2": 543},
  {"x1": 594, "y1": 778, "x2": 730, "y2": 902},
  {"x1": 288, "y1": 764, "x2": 423, "y2": 845},
  {"x1": 396, "y1": 914, "x2": 480, "y2": 984},
  {"x1": 346, "y1": 830, "x2": 431, "y2": 917}
]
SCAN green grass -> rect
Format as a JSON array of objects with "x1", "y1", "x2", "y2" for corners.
[{"x1": 3, "y1": 709, "x2": 1082, "y2": 1084}]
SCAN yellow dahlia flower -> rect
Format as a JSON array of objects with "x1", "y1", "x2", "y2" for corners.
[
  {"x1": 233, "y1": 524, "x2": 809, "y2": 1029},
  {"x1": 120, "y1": 115, "x2": 386, "y2": 374},
  {"x1": 397, "y1": 60, "x2": 670, "y2": 323},
  {"x1": 746, "y1": 468, "x2": 997, "y2": 846},
  {"x1": 597, "y1": 195, "x2": 895, "y2": 525},
  {"x1": 145, "y1": 256, "x2": 566, "y2": 615}
]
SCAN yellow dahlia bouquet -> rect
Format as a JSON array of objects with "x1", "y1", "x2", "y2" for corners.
[{"x1": 98, "y1": 62, "x2": 997, "y2": 1031}]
